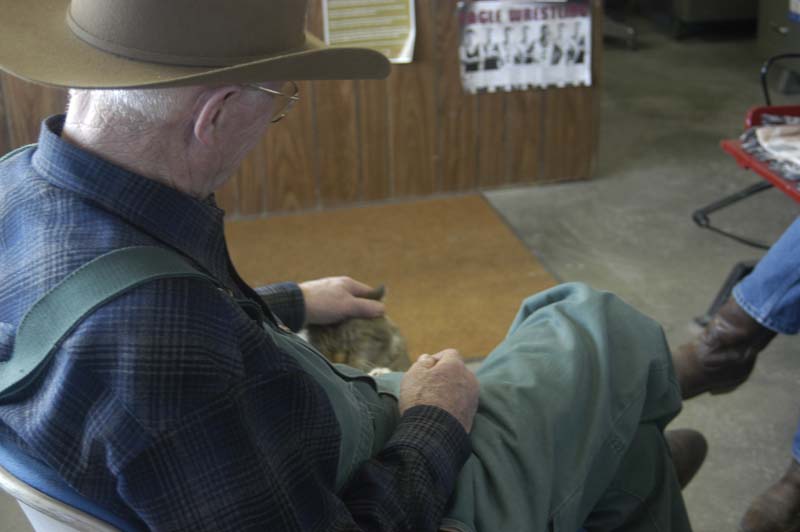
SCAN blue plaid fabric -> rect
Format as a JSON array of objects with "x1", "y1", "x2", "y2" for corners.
[{"x1": 0, "y1": 116, "x2": 471, "y2": 531}]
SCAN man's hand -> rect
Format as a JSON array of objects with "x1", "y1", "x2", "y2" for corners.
[
  {"x1": 399, "y1": 349, "x2": 480, "y2": 433},
  {"x1": 300, "y1": 276, "x2": 385, "y2": 326}
]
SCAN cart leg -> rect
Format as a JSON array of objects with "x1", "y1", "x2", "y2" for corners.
[
  {"x1": 694, "y1": 261, "x2": 758, "y2": 328},
  {"x1": 692, "y1": 181, "x2": 774, "y2": 250}
]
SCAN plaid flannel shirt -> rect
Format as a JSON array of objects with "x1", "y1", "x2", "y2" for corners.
[{"x1": 0, "y1": 116, "x2": 471, "y2": 531}]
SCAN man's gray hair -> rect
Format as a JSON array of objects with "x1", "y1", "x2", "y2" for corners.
[{"x1": 68, "y1": 87, "x2": 201, "y2": 130}]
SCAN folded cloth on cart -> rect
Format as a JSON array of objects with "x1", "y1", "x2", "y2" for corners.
[
  {"x1": 741, "y1": 114, "x2": 800, "y2": 181},
  {"x1": 757, "y1": 125, "x2": 800, "y2": 169}
]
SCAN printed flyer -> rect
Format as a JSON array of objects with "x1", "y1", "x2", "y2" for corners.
[
  {"x1": 323, "y1": 0, "x2": 416, "y2": 63},
  {"x1": 458, "y1": 1, "x2": 592, "y2": 93}
]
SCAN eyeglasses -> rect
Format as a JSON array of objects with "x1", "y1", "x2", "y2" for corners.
[{"x1": 245, "y1": 81, "x2": 300, "y2": 123}]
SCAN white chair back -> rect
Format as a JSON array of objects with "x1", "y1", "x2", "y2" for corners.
[{"x1": 0, "y1": 464, "x2": 119, "y2": 532}]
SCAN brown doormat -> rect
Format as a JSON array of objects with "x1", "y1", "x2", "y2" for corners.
[{"x1": 225, "y1": 195, "x2": 558, "y2": 362}]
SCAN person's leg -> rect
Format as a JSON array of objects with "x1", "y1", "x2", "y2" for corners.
[
  {"x1": 672, "y1": 296, "x2": 775, "y2": 399},
  {"x1": 672, "y1": 217, "x2": 800, "y2": 399},
  {"x1": 440, "y1": 283, "x2": 692, "y2": 532},
  {"x1": 795, "y1": 425, "x2": 800, "y2": 467},
  {"x1": 738, "y1": 424, "x2": 800, "y2": 532},
  {"x1": 582, "y1": 424, "x2": 691, "y2": 532},
  {"x1": 735, "y1": 216, "x2": 800, "y2": 335},
  {"x1": 672, "y1": 219, "x2": 800, "y2": 530}
]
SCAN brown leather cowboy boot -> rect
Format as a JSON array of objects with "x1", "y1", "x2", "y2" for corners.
[
  {"x1": 740, "y1": 460, "x2": 800, "y2": 532},
  {"x1": 665, "y1": 429, "x2": 708, "y2": 489},
  {"x1": 672, "y1": 298, "x2": 776, "y2": 399}
]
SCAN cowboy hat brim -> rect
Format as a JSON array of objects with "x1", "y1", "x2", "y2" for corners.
[{"x1": 0, "y1": 0, "x2": 391, "y2": 89}]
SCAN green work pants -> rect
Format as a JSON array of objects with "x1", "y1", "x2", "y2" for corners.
[{"x1": 378, "y1": 283, "x2": 689, "y2": 532}]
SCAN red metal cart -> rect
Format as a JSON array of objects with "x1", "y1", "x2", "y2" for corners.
[{"x1": 692, "y1": 54, "x2": 800, "y2": 324}]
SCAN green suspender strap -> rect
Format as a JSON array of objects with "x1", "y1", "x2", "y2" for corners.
[{"x1": 0, "y1": 246, "x2": 218, "y2": 404}]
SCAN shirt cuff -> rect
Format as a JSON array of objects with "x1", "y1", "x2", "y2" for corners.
[
  {"x1": 254, "y1": 282, "x2": 306, "y2": 332},
  {"x1": 388, "y1": 405, "x2": 472, "y2": 496}
]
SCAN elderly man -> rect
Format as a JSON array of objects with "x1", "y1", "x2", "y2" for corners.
[{"x1": 0, "y1": 1, "x2": 705, "y2": 531}]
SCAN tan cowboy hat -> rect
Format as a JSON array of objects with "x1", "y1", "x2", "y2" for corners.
[{"x1": 0, "y1": 0, "x2": 391, "y2": 89}]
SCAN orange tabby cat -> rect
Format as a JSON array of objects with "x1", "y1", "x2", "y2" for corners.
[{"x1": 306, "y1": 286, "x2": 410, "y2": 373}]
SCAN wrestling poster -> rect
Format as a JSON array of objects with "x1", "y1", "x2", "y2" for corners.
[{"x1": 458, "y1": 1, "x2": 592, "y2": 94}]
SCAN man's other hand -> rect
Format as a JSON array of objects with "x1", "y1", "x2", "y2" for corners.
[
  {"x1": 300, "y1": 276, "x2": 385, "y2": 326},
  {"x1": 399, "y1": 349, "x2": 480, "y2": 433}
]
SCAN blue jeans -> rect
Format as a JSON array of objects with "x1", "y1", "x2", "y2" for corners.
[
  {"x1": 733, "y1": 216, "x2": 800, "y2": 460},
  {"x1": 734, "y1": 216, "x2": 800, "y2": 336}
]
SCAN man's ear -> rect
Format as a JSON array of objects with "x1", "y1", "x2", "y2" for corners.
[{"x1": 193, "y1": 86, "x2": 242, "y2": 147}]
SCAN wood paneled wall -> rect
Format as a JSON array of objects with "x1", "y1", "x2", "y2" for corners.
[{"x1": 0, "y1": 0, "x2": 602, "y2": 218}]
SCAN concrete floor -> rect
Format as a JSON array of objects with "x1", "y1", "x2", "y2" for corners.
[
  {"x1": 487, "y1": 18, "x2": 800, "y2": 532},
  {"x1": 3, "y1": 17, "x2": 800, "y2": 532}
]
